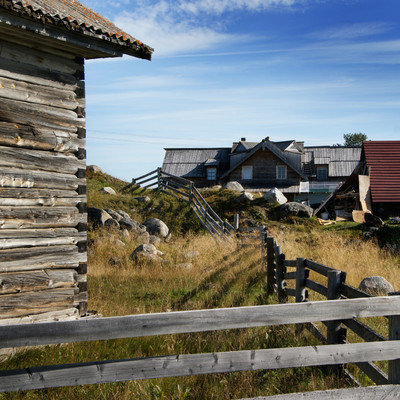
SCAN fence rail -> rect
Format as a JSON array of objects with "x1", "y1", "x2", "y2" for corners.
[{"x1": 131, "y1": 168, "x2": 233, "y2": 238}]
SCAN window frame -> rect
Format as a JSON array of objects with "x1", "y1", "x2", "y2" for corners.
[
  {"x1": 241, "y1": 165, "x2": 253, "y2": 180},
  {"x1": 276, "y1": 165, "x2": 287, "y2": 180},
  {"x1": 206, "y1": 167, "x2": 217, "y2": 181},
  {"x1": 316, "y1": 166, "x2": 328, "y2": 181}
]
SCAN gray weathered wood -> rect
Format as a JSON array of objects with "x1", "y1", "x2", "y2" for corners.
[
  {"x1": 0, "y1": 146, "x2": 85, "y2": 174},
  {"x1": 295, "y1": 258, "x2": 306, "y2": 303},
  {"x1": 341, "y1": 283, "x2": 371, "y2": 298},
  {"x1": 341, "y1": 318, "x2": 386, "y2": 342},
  {"x1": 389, "y1": 314, "x2": 400, "y2": 384},
  {"x1": 0, "y1": 234, "x2": 86, "y2": 250},
  {"x1": 305, "y1": 259, "x2": 338, "y2": 278},
  {"x1": 283, "y1": 260, "x2": 297, "y2": 267},
  {"x1": 305, "y1": 279, "x2": 328, "y2": 297},
  {"x1": 1, "y1": 296, "x2": 399, "y2": 349},
  {"x1": 284, "y1": 271, "x2": 296, "y2": 280},
  {"x1": 304, "y1": 322, "x2": 327, "y2": 343},
  {"x1": 0, "y1": 121, "x2": 84, "y2": 152},
  {"x1": 0, "y1": 308, "x2": 80, "y2": 326},
  {"x1": 0, "y1": 228, "x2": 83, "y2": 239},
  {"x1": 266, "y1": 237, "x2": 275, "y2": 295},
  {"x1": 0, "y1": 341, "x2": 399, "y2": 392},
  {"x1": 327, "y1": 270, "x2": 343, "y2": 345},
  {"x1": 0, "y1": 269, "x2": 77, "y2": 294},
  {"x1": 0, "y1": 167, "x2": 85, "y2": 190},
  {"x1": 237, "y1": 385, "x2": 400, "y2": 400},
  {"x1": 354, "y1": 361, "x2": 389, "y2": 385}
]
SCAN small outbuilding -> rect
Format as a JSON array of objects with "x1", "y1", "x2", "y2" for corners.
[{"x1": 0, "y1": 0, "x2": 153, "y2": 323}]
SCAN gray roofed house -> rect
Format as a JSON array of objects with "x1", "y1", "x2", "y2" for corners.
[{"x1": 162, "y1": 138, "x2": 361, "y2": 203}]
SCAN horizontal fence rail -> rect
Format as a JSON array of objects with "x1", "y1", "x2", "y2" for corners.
[{"x1": 0, "y1": 296, "x2": 399, "y2": 392}]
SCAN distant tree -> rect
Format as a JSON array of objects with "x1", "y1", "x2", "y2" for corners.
[{"x1": 343, "y1": 133, "x2": 367, "y2": 147}]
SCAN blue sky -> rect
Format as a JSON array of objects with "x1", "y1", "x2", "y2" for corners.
[{"x1": 80, "y1": 0, "x2": 400, "y2": 181}]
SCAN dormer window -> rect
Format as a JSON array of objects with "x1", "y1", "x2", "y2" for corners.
[
  {"x1": 317, "y1": 166, "x2": 328, "y2": 181},
  {"x1": 206, "y1": 167, "x2": 217, "y2": 181},
  {"x1": 276, "y1": 165, "x2": 287, "y2": 180}
]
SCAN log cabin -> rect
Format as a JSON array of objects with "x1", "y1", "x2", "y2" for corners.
[{"x1": 0, "y1": 0, "x2": 153, "y2": 324}]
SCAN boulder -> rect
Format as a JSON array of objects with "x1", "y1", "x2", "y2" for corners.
[
  {"x1": 100, "y1": 186, "x2": 116, "y2": 195},
  {"x1": 135, "y1": 196, "x2": 151, "y2": 203},
  {"x1": 105, "y1": 209, "x2": 123, "y2": 222},
  {"x1": 137, "y1": 231, "x2": 150, "y2": 245},
  {"x1": 116, "y1": 210, "x2": 131, "y2": 220},
  {"x1": 263, "y1": 188, "x2": 287, "y2": 205},
  {"x1": 104, "y1": 218, "x2": 120, "y2": 229},
  {"x1": 278, "y1": 202, "x2": 313, "y2": 218},
  {"x1": 221, "y1": 181, "x2": 244, "y2": 192},
  {"x1": 143, "y1": 218, "x2": 169, "y2": 239},
  {"x1": 149, "y1": 235, "x2": 161, "y2": 246},
  {"x1": 364, "y1": 213, "x2": 385, "y2": 228},
  {"x1": 87, "y1": 207, "x2": 112, "y2": 227},
  {"x1": 359, "y1": 276, "x2": 394, "y2": 296},
  {"x1": 236, "y1": 192, "x2": 254, "y2": 204},
  {"x1": 130, "y1": 243, "x2": 158, "y2": 259},
  {"x1": 87, "y1": 165, "x2": 103, "y2": 174},
  {"x1": 119, "y1": 218, "x2": 147, "y2": 234}
]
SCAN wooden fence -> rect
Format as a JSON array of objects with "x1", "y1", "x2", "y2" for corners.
[
  {"x1": 262, "y1": 229, "x2": 400, "y2": 387},
  {"x1": 131, "y1": 168, "x2": 234, "y2": 238}
]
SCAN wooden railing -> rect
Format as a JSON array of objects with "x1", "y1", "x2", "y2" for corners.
[
  {"x1": 0, "y1": 295, "x2": 399, "y2": 393},
  {"x1": 262, "y1": 230, "x2": 400, "y2": 387},
  {"x1": 131, "y1": 168, "x2": 234, "y2": 238}
]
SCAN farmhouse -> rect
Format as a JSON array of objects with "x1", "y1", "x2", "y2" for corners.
[
  {"x1": 0, "y1": 0, "x2": 152, "y2": 323},
  {"x1": 162, "y1": 138, "x2": 361, "y2": 203}
]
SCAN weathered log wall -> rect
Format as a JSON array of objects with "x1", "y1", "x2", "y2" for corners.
[{"x1": 0, "y1": 36, "x2": 87, "y2": 322}]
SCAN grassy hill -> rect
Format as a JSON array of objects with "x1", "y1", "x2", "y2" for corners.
[{"x1": 1, "y1": 170, "x2": 399, "y2": 399}]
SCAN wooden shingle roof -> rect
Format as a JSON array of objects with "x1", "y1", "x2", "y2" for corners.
[{"x1": 0, "y1": 0, "x2": 153, "y2": 59}]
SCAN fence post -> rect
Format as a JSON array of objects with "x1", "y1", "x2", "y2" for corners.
[
  {"x1": 189, "y1": 182, "x2": 193, "y2": 205},
  {"x1": 266, "y1": 236, "x2": 276, "y2": 295},
  {"x1": 389, "y1": 293, "x2": 400, "y2": 384},
  {"x1": 275, "y1": 245, "x2": 287, "y2": 303},
  {"x1": 157, "y1": 167, "x2": 161, "y2": 194},
  {"x1": 234, "y1": 214, "x2": 240, "y2": 231},
  {"x1": 295, "y1": 258, "x2": 306, "y2": 303}
]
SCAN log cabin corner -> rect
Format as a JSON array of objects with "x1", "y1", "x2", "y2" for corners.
[{"x1": 0, "y1": 0, "x2": 153, "y2": 325}]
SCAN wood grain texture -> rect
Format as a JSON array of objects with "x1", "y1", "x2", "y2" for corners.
[
  {"x1": 0, "y1": 296, "x2": 399, "y2": 349},
  {"x1": 0, "y1": 341, "x2": 399, "y2": 392},
  {"x1": 0, "y1": 308, "x2": 79, "y2": 326},
  {"x1": 238, "y1": 385, "x2": 400, "y2": 400},
  {"x1": 0, "y1": 121, "x2": 84, "y2": 152}
]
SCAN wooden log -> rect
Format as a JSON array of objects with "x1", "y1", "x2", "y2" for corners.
[
  {"x1": 327, "y1": 270, "x2": 344, "y2": 345},
  {"x1": 238, "y1": 385, "x2": 400, "y2": 400},
  {"x1": 296, "y1": 258, "x2": 306, "y2": 303},
  {"x1": 0, "y1": 167, "x2": 85, "y2": 190},
  {"x1": 0, "y1": 341, "x2": 399, "y2": 392},
  {"x1": 0, "y1": 98, "x2": 84, "y2": 131},
  {"x1": 389, "y1": 313, "x2": 400, "y2": 384},
  {"x1": 1, "y1": 296, "x2": 400, "y2": 349},
  {"x1": 341, "y1": 283, "x2": 371, "y2": 298},
  {"x1": 0, "y1": 195, "x2": 84, "y2": 207},
  {"x1": 0, "y1": 228, "x2": 83, "y2": 239},
  {"x1": 0, "y1": 52, "x2": 80, "y2": 90},
  {"x1": 0, "y1": 75, "x2": 82, "y2": 110},
  {"x1": 0, "y1": 206, "x2": 85, "y2": 229},
  {"x1": 0, "y1": 187, "x2": 82, "y2": 201},
  {"x1": 0, "y1": 288, "x2": 77, "y2": 319},
  {"x1": 305, "y1": 259, "x2": 338, "y2": 277},
  {"x1": 0, "y1": 269, "x2": 77, "y2": 294},
  {"x1": 0, "y1": 245, "x2": 86, "y2": 273},
  {"x1": 0, "y1": 121, "x2": 84, "y2": 152},
  {"x1": 0, "y1": 233, "x2": 86, "y2": 250},
  {"x1": 0, "y1": 308, "x2": 79, "y2": 326},
  {"x1": 0, "y1": 146, "x2": 85, "y2": 174},
  {"x1": 284, "y1": 260, "x2": 297, "y2": 267},
  {"x1": 306, "y1": 279, "x2": 328, "y2": 297},
  {"x1": 0, "y1": 39, "x2": 83, "y2": 76}
]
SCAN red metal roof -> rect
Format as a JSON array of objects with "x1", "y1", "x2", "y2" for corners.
[
  {"x1": 363, "y1": 141, "x2": 400, "y2": 203},
  {"x1": 2, "y1": 0, "x2": 153, "y2": 59}
]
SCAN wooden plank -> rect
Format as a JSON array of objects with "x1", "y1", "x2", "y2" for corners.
[
  {"x1": 0, "y1": 228, "x2": 83, "y2": 239},
  {"x1": 304, "y1": 322, "x2": 327, "y2": 343},
  {"x1": 389, "y1": 314, "x2": 400, "y2": 384},
  {"x1": 0, "y1": 245, "x2": 86, "y2": 273},
  {"x1": 0, "y1": 146, "x2": 85, "y2": 174},
  {"x1": 341, "y1": 318, "x2": 386, "y2": 342},
  {"x1": 305, "y1": 279, "x2": 328, "y2": 297},
  {"x1": 0, "y1": 121, "x2": 84, "y2": 152},
  {"x1": 284, "y1": 271, "x2": 296, "y2": 280},
  {"x1": 1, "y1": 296, "x2": 399, "y2": 349},
  {"x1": 353, "y1": 361, "x2": 389, "y2": 385},
  {"x1": 0, "y1": 288, "x2": 77, "y2": 319},
  {"x1": 0, "y1": 196, "x2": 84, "y2": 207},
  {"x1": 0, "y1": 75, "x2": 82, "y2": 110},
  {"x1": 132, "y1": 169, "x2": 158, "y2": 182},
  {"x1": 305, "y1": 259, "x2": 338, "y2": 278},
  {"x1": 0, "y1": 308, "x2": 79, "y2": 326},
  {"x1": 0, "y1": 98, "x2": 83, "y2": 131},
  {"x1": 284, "y1": 260, "x2": 297, "y2": 267},
  {"x1": 296, "y1": 258, "x2": 306, "y2": 302},
  {"x1": 237, "y1": 385, "x2": 400, "y2": 400},
  {"x1": 285, "y1": 288, "x2": 296, "y2": 297},
  {"x1": 0, "y1": 341, "x2": 399, "y2": 392},
  {"x1": 0, "y1": 206, "x2": 85, "y2": 229},
  {"x1": 0, "y1": 269, "x2": 77, "y2": 294},
  {"x1": 341, "y1": 283, "x2": 371, "y2": 298},
  {"x1": 0, "y1": 167, "x2": 84, "y2": 190}
]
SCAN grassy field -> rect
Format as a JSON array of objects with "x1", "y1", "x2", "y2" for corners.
[{"x1": 1, "y1": 172, "x2": 399, "y2": 399}]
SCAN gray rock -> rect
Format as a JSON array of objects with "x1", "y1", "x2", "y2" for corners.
[
  {"x1": 364, "y1": 213, "x2": 385, "y2": 228},
  {"x1": 121, "y1": 229, "x2": 131, "y2": 241},
  {"x1": 105, "y1": 209, "x2": 123, "y2": 222},
  {"x1": 264, "y1": 188, "x2": 287, "y2": 205},
  {"x1": 143, "y1": 218, "x2": 169, "y2": 239},
  {"x1": 137, "y1": 231, "x2": 150, "y2": 245},
  {"x1": 104, "y1": 218, "x2": 120, "y2": 229},
  {"x1": 116, "y1": 210, "x2": 131, "y2": 220},
  {"x1": 87, "y1": 165, "x2": 103, "y2": 174},
  {"x1": 221, "y1": 181, "x2": 244, "y2": 192},
  {"x1": 184, "y1": 251, "x2": 200, "y2": 260},
  {"x1": 359, "y1": 276, "x2": 394, "y2": 296},
  {"x1": 135, "y1": 196, "x2": 151, "y2": 203},
  {"x1": 130, "y1": 243, "x2": 161, "y2": 262},
  {"x1": 236, "y1": 192, "x2": 254, "y2": 203},
  {"x1": 119, "y1": 218, "x2": 146, "y2": 234},
  {"x1": 175, "y1": 263, "x2": 193, "y2": 270},
  {"x1": 278, "y1": 202, "x2": 314, "y2": 218},
  {"x1": 114, "y1": 239, "x2": 126, "y2": 248},
  {"x1": 100, "y1": 187, "x2": 116, "y2": 195},
  {"x1": 149, "y1": 235, "x2": 161, "y2": 246},
  {"x1": 87, "y1": 207, "x2": 112, "y2": 227}
]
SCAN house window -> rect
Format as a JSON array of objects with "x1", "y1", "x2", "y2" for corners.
[
  {"x1": 242, "y1": 165, "x2": 253, "y2": 180},
  {"x1": 276, "y1": 165, "x2": 287, "y2": 180},
  {"x1": 206, "y1": 167, "x2": 217, "y2": 181},
  {"x1": 317, "y1": 167, "x2": 328, "y2": 181}
]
